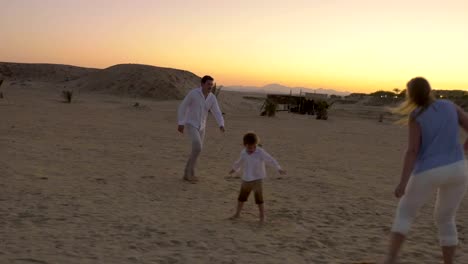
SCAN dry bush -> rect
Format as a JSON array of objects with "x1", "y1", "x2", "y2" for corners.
[{"x1": 62, "y1": 90, "x2": 73, "y2": 103}]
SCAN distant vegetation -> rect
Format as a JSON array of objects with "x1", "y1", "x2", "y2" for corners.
[
  {"x1": 432, "y1": 90, "x2": 468, "y2": 99},
  {"x1": 366, "y1": 88, "x2": 468, "y2": 109},
  {"x1": 368, "y1": 89, "x2": 468, "y2": 100},
  {"x1": 212, "y1": 83, "x2": 222, "y2": 97},
  {"x1": 369, "y1": 90, "x2": 400, "y2": 98},
  {"x1": 261, "y1": 99, "x2": 277, "y2": 117},
  {"x1": 315, "y1": 101, "x2": 332, "y2": 120},
  {"x1": 61, "y1": 90, "x2": 73, "y2": 103}
]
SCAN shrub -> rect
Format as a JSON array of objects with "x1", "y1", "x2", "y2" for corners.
[
  {"x1": 263, "y1": 99, "x2": 277, "y2": 117},
  {"x1": 62, "y1": 90, "x2": 73, "y2": 103},
  {"x1": 315, "y1": 101, "x2": 330, "y2": 120},
  {"x1": 212, "y1": 83, "x2": 222, "y2": 97}
]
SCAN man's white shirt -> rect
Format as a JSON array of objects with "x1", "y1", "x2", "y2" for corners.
[
  {"x1": 232, "y1": 147, "x2": 282, "y2": 182},
  {"x1": 177, "y1": 87, "x2": 224, "y2": 130}
]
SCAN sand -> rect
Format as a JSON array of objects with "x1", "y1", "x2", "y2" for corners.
[{"x1": 1, "y1": 83, "x2": 468, "y2": 264}]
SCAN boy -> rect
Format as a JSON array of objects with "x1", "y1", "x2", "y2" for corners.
[{"x1": 229, "y1": 132, "x2": 286, "y2": 222}]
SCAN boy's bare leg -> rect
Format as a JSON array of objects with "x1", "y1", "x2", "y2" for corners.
[
  {"x1": 383, "y1": 232, "x2": 405, "y2": 264},
  {"x1": 258, "y1": 203, "x2": 265, "y2": 223},
  {"x1": 230, "y1": 202, "x2": 244, "y2": 219},
  {"x1": 442, "y1": 246, "x2": 456, "y2": 264}
]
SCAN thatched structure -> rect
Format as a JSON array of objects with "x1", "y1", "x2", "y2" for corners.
[
  {"x1": 260, "y1": 94, "x2": 316, "y2": 115},
  {"x1": 260, "y1": 93, "x2": 335, "y2": 120}
]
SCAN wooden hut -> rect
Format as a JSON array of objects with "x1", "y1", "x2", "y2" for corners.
[{"x1": 260, "y1": 94, "x2": 316, "y2": 115}]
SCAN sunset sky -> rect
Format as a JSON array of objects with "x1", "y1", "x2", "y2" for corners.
[{"x1": 1, "y1": 0, "x2": 467, "y2": 92}]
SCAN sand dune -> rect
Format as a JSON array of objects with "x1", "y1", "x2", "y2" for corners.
[
  {"x1": 0, "y1": 62, "x2": 201, "y2": 100},
  {"x1": 73, "y1": 64, "x2": 201, "y2": 100},
  {"x1": 0, "y1": 62, "x2": 98, "y2": 82}
]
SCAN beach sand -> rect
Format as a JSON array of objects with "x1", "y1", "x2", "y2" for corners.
[{"x1": 1, "y1": 86, "x2": 468, "y2": 264}]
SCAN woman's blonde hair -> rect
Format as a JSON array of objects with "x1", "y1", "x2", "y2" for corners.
[{"x1": 394, "y1": 77, "x2": 435, "y2": 123}]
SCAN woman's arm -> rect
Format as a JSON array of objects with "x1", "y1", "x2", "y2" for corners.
[
  {"x1": 395, "y1": 118, "x2": 421, "y2": 198},
  {"x1": 456, "y1": 105, "x2": 468, "y2": 132},
  {"x1": 455, "y1": 105, "x2": 468, "y2": 152}
]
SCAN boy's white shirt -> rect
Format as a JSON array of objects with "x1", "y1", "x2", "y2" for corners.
[
  {"x1": 177, "y1": 87, "x2": 224, "y2": 130},
  {"x1": 232, "y1": 147, "x2": 282, "y2": 182}
]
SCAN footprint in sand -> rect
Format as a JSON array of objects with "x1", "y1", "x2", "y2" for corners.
[
  {"x1": 14, "y1": 259, "x2": 49, "y2": 264},
  {"x1": 94, "y1": 178, "x2": 107, "y2": 184}
]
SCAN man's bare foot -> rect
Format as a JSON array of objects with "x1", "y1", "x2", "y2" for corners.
[
  {"x1": 382, "y1": 257, "x2": 396, "y2": 264},
  {"x1": 183, "y1": 176, "x2": 198, "y2": 184},
  {"x1": 229, "y1": 214, "x2": 240, "y2": 220}
]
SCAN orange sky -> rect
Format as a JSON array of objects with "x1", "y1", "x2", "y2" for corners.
[{"x1": 1, "y1": 0, "x2": 467, "y2": 92}]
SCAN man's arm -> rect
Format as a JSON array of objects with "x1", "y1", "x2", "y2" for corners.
[
  {"x1": 210, "y1": 97, "x2": 225, "y2": 131},
  {"x1": 177, "y1": 92, "x2": 192, "y2": 133}
]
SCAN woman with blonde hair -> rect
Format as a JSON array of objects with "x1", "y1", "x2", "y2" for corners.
[{"x1": 384, "y1": 77, "x2": 468, "y2": 264}]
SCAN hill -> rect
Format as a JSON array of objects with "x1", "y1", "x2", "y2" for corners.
[
  {"x1": 0, "y1": 62, "x2": 201, "y2": 100},
  {"x1": 0, "y1": 62, "x2": 98, "y2": 82},
  {"x1": 73, "y1": 64, "x2": 200, "y2": 100}
]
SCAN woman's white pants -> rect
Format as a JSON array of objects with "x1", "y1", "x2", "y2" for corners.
[{"x1": 392, "y1": 160, "x2": 468, "y2": 246}]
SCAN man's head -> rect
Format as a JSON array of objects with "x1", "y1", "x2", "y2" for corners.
[
  {"x1": 201, "y1": 75, "x2": 214, "y2": 93},
  {"x1": 243, "y1": 132, "x2": 259, "y2": 154}
]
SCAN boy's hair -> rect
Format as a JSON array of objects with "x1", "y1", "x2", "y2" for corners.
[
  {"x1": 243, "y1": 132, "x2": 259, "y2": 145},
  {"x1": 201, "y1": 75, "x2": 214, "y2": 84}
]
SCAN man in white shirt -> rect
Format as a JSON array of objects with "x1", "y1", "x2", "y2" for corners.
[{"x1": 177, "y1": 75, "x2": 225, "y2": 183}]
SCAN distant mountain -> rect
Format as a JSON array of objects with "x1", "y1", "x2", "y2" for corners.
[{"x1": 224, "y1": 83, "x2": 350, "y2": 96}]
